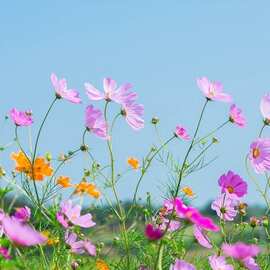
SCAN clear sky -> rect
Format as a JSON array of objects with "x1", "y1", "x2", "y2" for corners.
[{"x1": 1, "y1": 1, "x2": 270, "y2": 207}]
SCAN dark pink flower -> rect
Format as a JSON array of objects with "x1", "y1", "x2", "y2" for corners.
[
  {"x1": 208, "y1": 255, "x2": 233, "y2": 270},
  {"x1": 170, "y1": 259, "x2": 196, "y2": 270},
  {"x1": 145, "y1": 224, "x2": 163, "y2": 241},
  {"x1": 218, "y1": 170, "x2": 248, "y2": 198},
  {"x1": 85, "y1": 105, "x2": 109, "y2": 140},
  {"x1": 229, "y1": 104, "x2": 246, "y2": 128},
  {"x1": 14, "y1": 206, "x2": 31, "y2": 223},
  {"x1": 9, "y1": 108, "x2": 33, "y2": 126},
  {"x1": 193, "y1": 225, "x2": 212, "y2": 249},
  {"x1": 197, "y1": 77, "x2": 232, "y2": 102},
  {"x1": 175, "y1": 125, "x2": 190, "y2": 140},
  {"x1": 0, "y1": 246, "x2": 11, "y2": 260},
  {"x1": 51, "y1": 73, "x2": 81, "y2": 104},
  {"x1": 57, "y1": 200, "x2": 96, "y2": 229},
  {"x1": 249, "y1": 138, "x2": 270, "y2": 174}
]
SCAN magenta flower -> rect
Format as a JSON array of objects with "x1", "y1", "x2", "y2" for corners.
[
  {"x1": 9, "y1": 108, "x2": 33, "y2": 126},
  {"x1": 260, "y1": 93, "x2": 270, "y2": 121},
  {"x1": 85, "y1": 78, "x2": 136, "y2": 104},
  {"x1": 175, "y1": 198, "x2": 219, "y2": 232},
  {"x1": 65, "y1": 232, "x2": 96, "y2": 256},
  {"x1": 121, "y1": 101, "x2": 144, "y2": 131},
  {"x1": 197, "y1": 77, "x2": 232, "y2": 102},
  {"x1": 0, "y1": 246, "x2": 11, "y2": 260},
  {"x1": 208, "y1": 255, "x2": 233, "y2": 270},
  {"x1": 51, "y1": 73, "x2": 81, "y2": 104},
  {"x1": 218, "y1": 170, "x2": 248, "y2": 198},
  {"x1": 211, "y1": 193, "x2": 239, "y2": 221},
  {"x1": 229, "y1": 104, "x2": 246, "y2": 128},
  {"x1": 175, "y1": 125, "x2": 191, "y2": 140},
  {"x1": 145, "y1": 224, "x2": 163, "y2": 241},
  {"x1": 85, "y1": 105, "x2": 109, "y2": 140},
  {"x1": 57, "y1": 200, "x2": 96, "y2": 229},
  {"x1": 14, "y1": 206, "x2": 31, "y2": 223},
  {"x1": 222, "y1": 242, "x2": 260, "y2": 270},
  {"x1": 170, "y1": 259, "x2": 196, "y2": 270},
  {"x1": 193, "y1": 225, "x2": 212, "y2": 249},
  {"x1": 2, "y1": 216, "x2": 46, "y2": 246},
  {"x1": 249, "y1": 138, "x2": 270, "y2": 174}
]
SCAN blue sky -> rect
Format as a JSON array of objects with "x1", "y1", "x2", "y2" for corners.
[{"x1": 1, "y1": 1, "x2": 270, "y2": 207}]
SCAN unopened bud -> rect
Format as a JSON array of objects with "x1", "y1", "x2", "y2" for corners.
[{"x1": 151, "y1": 117, "x2": 159, "y2": 125}]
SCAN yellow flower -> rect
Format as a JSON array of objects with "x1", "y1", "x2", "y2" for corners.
[
  {"x1": 181, "y1": 186, "x2": 194, "y2": 197},
  {"x1": 41, "y1": 231, "x2": 59, "y2": 246},
  {"x1": 57, "y1": 176, "x2": 72, "y2": 188},
  {"x1": 96, "y1": 259, "x2": 110, "y2": 270},
  {"x1": 127, "y1": 157, "x2": 140, "y2": 170},
  {"x1": 75, "y1": 182, "x2": 101, "y2": 199}
]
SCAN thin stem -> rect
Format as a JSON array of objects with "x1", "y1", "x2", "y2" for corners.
[{"x1": 259, "y1": 123, "x2": 266, "y2": 138}]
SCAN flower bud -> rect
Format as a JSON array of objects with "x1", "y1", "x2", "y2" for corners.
[{"x1": 151, "y1": 117, "x2": 159, "y2": 125}]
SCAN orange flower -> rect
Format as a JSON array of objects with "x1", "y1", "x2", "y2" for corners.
[
  {"x1": 41, "y1": 231, "x2": 59, "y2": 246},
  {"x1": 96, "y1": 259, "x2": 110, "y2": 270},
  {"x1": 57, "y1": 176, "x2": 72, "y2": 188},
  {"x1": 75, "y1": 182, "x2": 101, "y2": 199},
  {"x1": 127, "y1": 157, "x2": 140, "y2": 170},
  {"x1": 181, "y1": 186, "x2": 194, "y2": 197},
  {"x1": 11, "y1": 151, "x2": 53, "y2": 181}
]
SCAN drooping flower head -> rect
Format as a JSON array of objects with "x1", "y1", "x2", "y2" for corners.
[
  {"x1": 229, "y1": 104, "x2": 246, "y2": 128},
  {"x1": 85, "y1": 105, "x2": 109, "y2": 140},
  {"x1": 218, "y1": 170, "x2": 248, "y2": 197},
  {"x1": 208, "y1": 255, "x2": 234, "y2": 270},
  {"x1": 249, "y1": 138, "x2": 270, "y2": 174},
  {"x1": 56, "y1": 200, "x2": 96, "y2": 229},
  {"x1": 144, "y1": 224, "x2": 163, "y2": 241},
  {"x1": 193, "y1": 225, "x2": 212, "y2": 249},
  {"x1": 9, "y1": 108, "x2": 33, "y2": 126},
  {"x1": 85, "y1": 77, "x2": 136, "y2": 104},
  {"x1": 74, "y1": 182, "x2": 101, "y2": 198},
  {"x1": 175, "y1": 125, "x2": 191, "y2": 140},
  {"x1": 14, "y1": 206, "x2": 31, "y2": 223},
  {"x1": 51, "y1": 73, "x2": 81, "y2": 104},
  {"x1": 197, "y1": 77, "x2": 232, "y2": 102},
  {"x1": 211, "y1": 193, "x2": 239, "y2": 221},
  {"x1": 57, "y1": 176, "x2": 72, "y2": 188},
  {"x1": 260, "y1": 93, "x2": 270, "y2": 122},
  {"x1": 170, "y1": 259, "x2": 196, "y2": 270}
]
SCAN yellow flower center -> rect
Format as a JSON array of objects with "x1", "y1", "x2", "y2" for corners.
[
  {"x1": 227, "y1": 186, "x2": 234, "y2": 194},
  {"x1": 252, "y1": 148, "x2": 260, "y2": 159}
]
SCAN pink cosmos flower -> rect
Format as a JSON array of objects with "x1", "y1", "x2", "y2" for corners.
[
  {"x1": 57, "y1": 200, "x2": 96, "y2": 229},
  {"x1": 65, "y1": 232, "x2": 96, "y2": 256},
  {"x1": 51, "y1": 73, "x2": 81, "y2": 104},
  {"x1": 175, "y1": 125, "x2": 191, "y2": 140},
  {"x1": 211, "y1": 193, "x2": 239, "y2": 221},
  {"x1": 249, "y1": 138, "x2": 270, "y2": 174},
  {"x1": 193, "y1": 225, "x2": 212, "y2": 249},
  {"x1": 9, "y1": 108, "x2": 33, "y2": 126},
  {"x1": 170, "y1": 259, "x2": 196, "y2": 270},
  {"x1": 0, "y1": 246, "x2": 11, "y2": 260},
  {"x1": 208, "y1": 255, "x2": 233, "y2": 270},
  {"x1": 260, "y1": 93, "x2": 270, "y2": 121},
  {"x1": 121, "y1": 101, "x2": 144, "y2": 131},
  {"x1": 145, "y1": 224, "x2": 163, "y2": 241},
  {"x1": 175, "y1": 198, "x2": 219, "y2": 232},
  {"x1": 218, "y1": 170, "x2": 248, "y2": 198},
  {"x1": 229, "y1": 104, "x2": 246, "y2": 128},
  {"x1": 85, "y1": 105, "x2": 109, "y2": 140},
  {"x1": 222, "y1": 242, "x2": 260, "y2": 270},
  {"x1": 14, "y1": 206, "x2": 31, "y2": 223},
  {"x1": 2, "y1": 216, "x2": 46, "y2": 246},
  {"x1": 197, "y1": 77, "x2": 232, "y2": 102},
  {"x1": 85, "y1": 78, "x2": 137, "y2": 104}
]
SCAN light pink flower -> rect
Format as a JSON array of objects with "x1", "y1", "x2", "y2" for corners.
[
  {"x1": 0, "y1": 246, "x2": 11, "y2": 260},
  {"x1": 193, "y1": 225, "x2": 212, "y2": 249},
  {"x1": 208, "y1": 255, "x2": 233, "y2": 270},
  {"x1": 249, "y1": 138, "x2": 270, "y2": 174},
  {"x1": 243, "y1": 257, "x2": 260, "y2": 270},
  {"x1": 260, "y1": 93, "x2": 270, "y2": 120},
  {"x1": 85, "y1": 78, "x2": 136, "y2": 104},
  {"x1": 197, "y1": 77, "x2": 232, "y2": 102},
  {"x1": 211, "y1": 193, "x2": 239, "y2": 221},
  {"x1": 121, "y1": 101, "x2": 144, "y2": 131},
  {"x1": 51, "y1": 73, "x2": 81, "y2": 104},
  {"x1": 14, "y1": 206, "x2": 31, "y2": 223},
  {"x1": 175, "y1": 125, "x2": 191, "y2": 140},
  {"x1": 229, "y1": 104, "x2": 246, "y2": 128},
  {"x1": 218, "y1": 170, "x2": 248, "y2": 198},
  {"x1": 9, "y1": 108, "x2": 33, "y2": 126},
  {"x1": 170, "y1": 259, "x2": 196, "y2": 270},
  {"x1": 57, "y1": 200, "x2": 96, "y2": 229},
  {"x1": 85, "y1": 105, "x2": 109, "y2": 140}
]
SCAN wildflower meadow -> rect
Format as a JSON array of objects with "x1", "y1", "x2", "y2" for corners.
[{"x1": 0, "y1": 74, "x2": 269, "y2": 270}]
